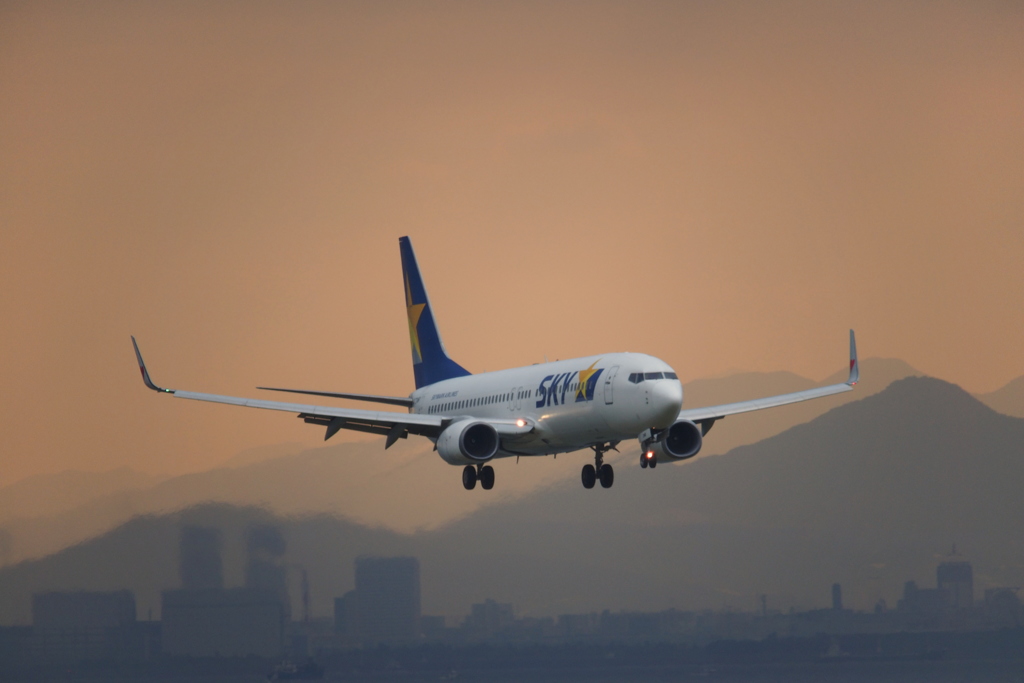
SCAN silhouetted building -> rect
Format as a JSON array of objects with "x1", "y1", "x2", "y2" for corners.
[
  {"x1": 33, "y1": 591, "x2": 136, "y2": 629},
  {"x1": 334, "y1": 591, "x2": 356, "y2": 637},
  {"x1": 245, "y1": 524, "x2": 289, "y2": 619},
  {"x1": 898, "y1": 580, "x2": 948, "y2": 619},
  {"x1": 354, "y1": 556, "x2": 420, "y2": 644},
  {"x1": 164, "y1": 522, "x2": 286, "y2": 656},
  {"x1": 465, "y1": 599, "x2": 514, "y2": 638},
  {"x1": 983, "y1": 587, "x2": 1021, "y2": 626},
  {"x1": 31, "y1": 591, "x2": 142, "y2": 660},
  {"x1": 179, "y1": 525, "x2": 223, "y2": 590},
  {"x1": 558, "y1": 612, "x2": 600, "y2": 637},
  {"x1": 937, "y1": 557, "x2": 973, "y2": 610},
  {"x1": 420, "y1": 615, "x2": 448, "y2": 640},
  {"x1": 161, "y1": 588, "x2": 285, "y2": 657},
  {"x1": 832, "y1": 583, "x2": 843, "y2": 611}
]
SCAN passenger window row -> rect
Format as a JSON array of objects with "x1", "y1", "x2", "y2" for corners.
[{"x1": 427, "y1": 389, "x2": 537, "y2": 414}]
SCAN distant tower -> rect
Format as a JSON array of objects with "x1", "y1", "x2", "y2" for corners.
[
  {"x1": 832, "y1": 583, "x2": 843, "y2": 611},
  {"x1": 179, "y1": 526, "x2": 223, "y2": 590},
  {"x1": 301, "y1": 568, "x2": 310, "y2": 623},
  {"x1": 245, "y1": 524, "x2": 289, "y2": 618},
  {"x1": 937, "y1": 546, "x2": 973, "y2": 610}
]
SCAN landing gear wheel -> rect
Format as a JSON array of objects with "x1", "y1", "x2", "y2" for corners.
[
  {"x1": 649, "y1": 456, "x2": 657, "y2": 469},
  {"x1": 480, "y1": 465, "x2": 495, "y2": 490},
  {"x1": 462, "y1": 465, "x2": 477, "y2": 490},
  {"x1": 581, "y1": 464, "x2": 596, "y2": 489},
  {"x1": 640, "y1": 454, "x2": 649, "y2": 469},
  {"x1": 588, "y1": 441, "x2": 618, "y2": 486}
]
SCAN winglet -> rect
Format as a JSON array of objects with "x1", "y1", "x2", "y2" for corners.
[
  {"x1": 847, "y1": 329, "x2": 859, "y2": 385},
  {"x1": 131, "y1": 336, "x2": 174, "y2": 393}
]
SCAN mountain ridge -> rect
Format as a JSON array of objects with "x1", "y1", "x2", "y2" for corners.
[
  {"x1": 975, "y1": 374, "x2": 1024, "y2": 418},
  {"x1": 2, "y1": 361, "x2": 1020, "y2": 568},
  {"x1": 1, "y1": 375, "x2": 1022, "y2": 624}
]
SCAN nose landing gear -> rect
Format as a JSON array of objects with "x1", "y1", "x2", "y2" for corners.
[
  {"x1": 581, "y1": 442, "x2": 618, "y2": 489},
  {"x1": 638, "y1": 428, "x2": 659, "y2": 470},
  {"x1": 462, "y1": 464, "x2": 495, "y2": 490}
]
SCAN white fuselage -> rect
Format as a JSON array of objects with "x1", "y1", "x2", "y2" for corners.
[{"x1": 410, "y1": 352, "x2": 683, "y2": 458}]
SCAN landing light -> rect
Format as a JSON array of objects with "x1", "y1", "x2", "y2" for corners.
[
  {"x1": 645, "y1": 451, "x2": 654, "y2": 460},
  {"x1": 516, "y1": 418, "x2": 527, "y2": 428}
]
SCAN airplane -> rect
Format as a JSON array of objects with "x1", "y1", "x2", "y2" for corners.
[{"x1": 133, "y1": 236, "x2": 859, "y2": 491}]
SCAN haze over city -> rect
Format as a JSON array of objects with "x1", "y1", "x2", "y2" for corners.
[{"x1": 3, "y1": 3, "x2": 1024, "y2": 678}]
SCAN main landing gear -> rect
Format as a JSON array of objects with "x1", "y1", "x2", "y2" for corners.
[
  {"x1": 462, "y1": 464, "x2": 495, "y2": 491},
  {"x1": 582, "y1": 443, "x2": 618, "y2": 490}
]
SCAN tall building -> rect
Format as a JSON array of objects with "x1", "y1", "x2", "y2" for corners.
[
  {"x1": 899, "y1": 580, "x2": 948, "y2": 619},
  {"x1": 937, "y1": 556, "x2": 973, "y2": 610},
  {"x1": 179, "y1": 526, "x2": 223, "y2": 590},
  {"x1": 831, "y1": 583, "x2": 843, "y2": 611},
  {"x1": 354, "y1": 556, "x2": 420, "y2": 644},
  {"x1": 334, "y1": 591, "x2": 357, "y2": 638},
  {"x1": 162, "y1": 523, "x2": 285, "y2": 657},
  {"x1": 245, "y1": 524, "x2": 290, "y2": 620}
]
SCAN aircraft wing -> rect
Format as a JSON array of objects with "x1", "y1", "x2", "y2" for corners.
[
  {"x1": 132, "y1": 337, "x2": 531, "y2": 446},
  {"x1": 255, "y1": 386, "x2": 413, "y2": 408},
  {"x1": 677, "y1": 330, "x2": 859, "y2": 429}
]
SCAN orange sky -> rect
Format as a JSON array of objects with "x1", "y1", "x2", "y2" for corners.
[{"x1": 1, "y1": 1, "x2": 1023, "y2": 486}]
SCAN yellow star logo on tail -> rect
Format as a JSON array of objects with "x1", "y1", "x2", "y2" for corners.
[
  {"x1": 405, "y1": 274, "x2": 425, "y2": 364},
  {"x1": 576, "y1": 360, "x2": 601, "y2": 400}
]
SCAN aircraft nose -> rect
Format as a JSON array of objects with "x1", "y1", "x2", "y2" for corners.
[{"x1": 650, "y1": 379, "x2": 683, "y2": 427}]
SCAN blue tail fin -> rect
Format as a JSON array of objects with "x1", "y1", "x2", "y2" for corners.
[{"x1": 399, "y1": 237, "x2": 471, "y2": 389}]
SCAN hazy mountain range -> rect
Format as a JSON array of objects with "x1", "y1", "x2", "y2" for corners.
[
  {"x1": 0, "y1": 467, "x2": 163, "y2": 523},
  {"x1": 0, "y1": 360, "x2": 1020, "y2": 566},
  {"x1": 975, "y1": 375, "x2": 1024, "y2": 418},
  {"x1": 0, "y1": 358, "x2": 923, "y2": 564},
  {"x1": 1, "y1": 375, "x2": 1022, "y2": 626},
  {"x1": 684, "y1": 357, "x2": 924, "y2": 456}
]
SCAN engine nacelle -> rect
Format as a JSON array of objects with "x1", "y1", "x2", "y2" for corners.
[
  {"x1": 436, "y1": 420, "x2": 499, "y2": 465},
  {"x1": 649, "y1": 419, "x2": 702, "y2": 461}
]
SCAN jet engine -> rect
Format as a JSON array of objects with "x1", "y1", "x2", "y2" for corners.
[
  {"x1": 648, "y1": 419, "x2": 702, "y2": 461},
  {"x1": 436, "y1": 420, "x2": 499, "y2": 465}
]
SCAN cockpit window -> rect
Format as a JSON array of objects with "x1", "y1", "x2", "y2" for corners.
[{"x1": 630, "y1": 371, "x2": 678, "y2": 382}]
